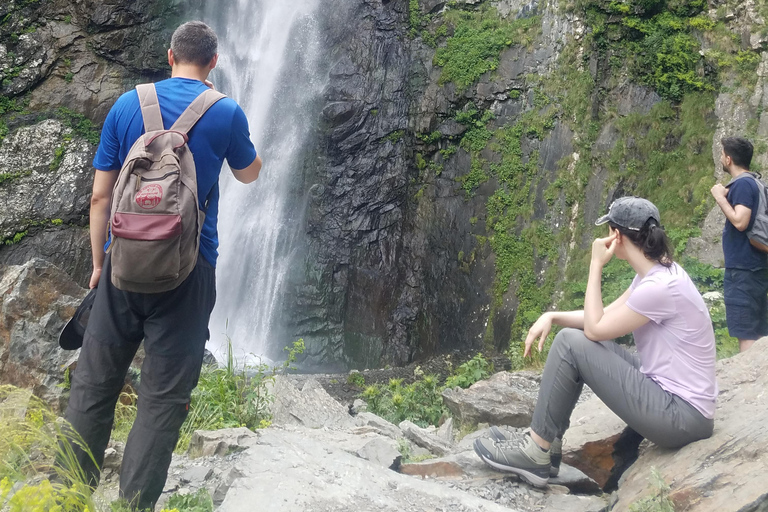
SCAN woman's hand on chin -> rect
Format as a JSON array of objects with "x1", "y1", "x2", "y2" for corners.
[{"x1": 591, "y1": 233, "x2": 618, "y2": 267}]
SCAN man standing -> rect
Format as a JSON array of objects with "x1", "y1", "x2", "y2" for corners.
[
  {"x1": 711, "y1": 136, "x2": 768, "y2": 352},
  {"x1": 61, "y1": 21, "x2": 262, "y2": 509}
]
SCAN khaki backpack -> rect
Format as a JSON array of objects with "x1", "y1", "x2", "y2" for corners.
[{"x1": 108, "y1": 83, "x2": 225, "y2": 293}]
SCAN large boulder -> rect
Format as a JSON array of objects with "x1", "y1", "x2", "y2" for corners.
[
  {"x1": 614, "y1": 338, "x2": 768, "y2": 511},
  {"x1": 441, "y1": 370, "x2": 540, "y2": 427},
  {"x1": 268, "y1": 376, "x2": 356, "y2": 430},
  {"x1": 0, "y1": 259, "x2": 86, "y2": 412},
  {"x1": 217, "y1": 427, "x2": 521, "y2": 512}
]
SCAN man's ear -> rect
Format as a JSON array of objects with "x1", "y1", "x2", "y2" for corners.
[
  {"x1": 168, "y1": 49, "x2": 174, "y2": 67},
  {"x1": 209, "y1": 54, "x2": 218, "y2": 71}
]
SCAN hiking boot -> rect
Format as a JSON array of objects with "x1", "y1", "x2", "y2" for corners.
[
  {"x1": 474, "y1": 433, "x2": 550, "y2": 488},
  {"x1": 488, "y1": 426, "x2": 562, "y2": 477}
]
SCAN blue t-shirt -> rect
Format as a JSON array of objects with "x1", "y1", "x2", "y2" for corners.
[
  {"x1": 723, "y1": 175, "x2": 768, "y2": 270},
  {"x1": 93, "y1": 77, "x2": 257, "y2": 267}
]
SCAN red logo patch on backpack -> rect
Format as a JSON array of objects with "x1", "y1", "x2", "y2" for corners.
[{"x1": 135, "y1": 184, "x2": 163, "y2": 209}]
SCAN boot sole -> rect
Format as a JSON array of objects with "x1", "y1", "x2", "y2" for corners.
[{"x1": 473, "y1": 439, "x2": 549, "y2": 488}]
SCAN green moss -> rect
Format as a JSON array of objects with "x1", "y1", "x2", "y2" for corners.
[
  {"x1": 55, "y1": 107, "x2": 100, "y2": 145},
  {"x1": 434, "y1": 7, "x2": 541, "y2": 91},
  {"x1": 3, "y1": 230, "x2": 28, "y2": 246},
  {"x1": 416, "y1": 130, "x2": 442, "y2": 144},
  {"x1": 383, "y1": 130, "x2": 405, "y2": 144},
  {"x1": 0, "y1": 170, "x2": 32, "y2": 186},
  {"x1": 457, "y1": 157, "x2": 488, "y2": 196},
  {"x1": 409, "y1": 0, "x2": 422, "y2": 37},
  {"x1": 49, "y1": 143, "x2": 67, "y2": 172}
]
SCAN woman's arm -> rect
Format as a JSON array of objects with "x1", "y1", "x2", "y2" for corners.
[{"x1": 583, "y1": 236, "x2": 649, "y2": 341}]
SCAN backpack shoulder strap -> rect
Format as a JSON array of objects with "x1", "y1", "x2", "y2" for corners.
[
  {"x1": 136, "y1": 84, "x2": 164, "y2": 133},
  {"x1": 170, "y1": 88, "x2": 227, "y2": 134}
]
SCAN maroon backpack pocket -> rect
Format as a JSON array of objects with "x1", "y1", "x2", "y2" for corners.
[
  {"x1": 111, "y1": 213, "x2": 183, "y2": 285},
  {"x1": 112, "y1": 212, "x2": 182, "y2": 240}
]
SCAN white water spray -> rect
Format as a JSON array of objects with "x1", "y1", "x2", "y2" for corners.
[{"x1": 201, "y1": 1, "x2": 324, "y2": 362}]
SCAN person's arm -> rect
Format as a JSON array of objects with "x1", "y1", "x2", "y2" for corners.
[
  {"x1": 89, "y1": 170, "x2": 119, "y2": 288},
  {"x1": 583, "y1": 235, "x2": 649, "y2": 341},
  {"x1": 523, "y1": 279, "x2": 634, "y2": 356},
  {"x1": 231, "y1": 155, "x2": 262, "y2": 184},
  {"x1": 711, "y1": 183, "x2": 752, "y2": 231}
]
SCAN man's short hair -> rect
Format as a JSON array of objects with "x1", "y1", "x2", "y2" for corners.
[
  {"x1": 722, "y1": 136, "x2": 754, "y2": 170},
  {"x1": 170, "y1": 21, "x2": 218, "y2": 67}
]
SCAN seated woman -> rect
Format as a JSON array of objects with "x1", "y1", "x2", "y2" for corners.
[{"x1": 474, "y1": 196, "x2": 718, "y2": 487}]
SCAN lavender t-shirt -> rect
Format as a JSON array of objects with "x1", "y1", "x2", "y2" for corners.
[{"x1": 625, "y1": 262, "x2": 718, "y2": 419}]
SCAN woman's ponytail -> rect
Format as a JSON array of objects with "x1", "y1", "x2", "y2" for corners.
[{"x1": 609, "y1": 220, "x2": 674, "y2": 267}]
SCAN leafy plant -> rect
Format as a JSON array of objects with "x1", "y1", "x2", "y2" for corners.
[
  {"x1": 363, "y1": 353, "x2": 493, "y2": 428},
  {"x1": 444, "y1": 353, "x2": 493, "y2": 389},
  {"x1": 435, "y1": 7, "x2": 541, "y2": 90},
  {"x1": 347, "y1": 372, "x2": 365, "y2": 388},
  {"x1": 629, "y1": 467, "x2": 676, "y2": 511},
  {"x1": 0, "y1": 386, "x2": 99, "y2": 512},
  {"x1": 164, "y1": 488, "x2": 214, "y2": 512},
  {"x1": 175, "y1": 338, "x2": 304, "y2": 452}
]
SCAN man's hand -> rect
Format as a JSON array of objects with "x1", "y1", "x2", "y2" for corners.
[
  {"x1": 89, "y1": 267, "x2": 102, "y2": 289},
  {"x1": 591, "y1": 233, "x2": 618, "y2": 268},
  {"x1": 524, "y1": 312, "x2": 553, "y2": 357},
  {"x1": 711, "y1": 183, "x2": 727, "y2": 202},
  {"x1": 204, "y1": 79, "x2": 215, "y2": 90}
]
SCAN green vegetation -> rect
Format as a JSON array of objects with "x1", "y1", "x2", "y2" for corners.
[
  {"x1": 55, "y1": 107, "x2": 100, "y2": 145},
  {"x1": 177, "y1": 338, "x2": 304, "y2": 452},
  {"x1": 434, "y1": 7, "x2": 541, "y2": 90},
  {"x1": 629, "y1": 467, "x2": 676, "y2": 512},
  {"x1": 2, "y1": 230, "x2": 28, "y2": 246},
  {"x1": 383, "y1": 130, "x2": 405, "y2": 144},
  {"x1": 362, "y1": 353, "x2": 492, "y2": 427},
  {"x1": 0, "y1": 385, "x2": 99, "y2": 512},
  {"x1": 50, "y1": 142, "x2": 67, "y2": 171},
  {"x1": 0, "y1": 170, "x2": 31, "y2": 186},
  {"x1": 0, "y1": 95, "x2": 28, "y2": 142},
  {"x1": 108, "y1": 338, "x2": 305, "y2": 453},
  {"x1": 164, "y1": 489, "x2": 214, "y2": 512},
  {"x1": 347, "y1": 371, "x2": 366, "y2": 387},
  {"x1": 409, "y1": 0, "x2": 422, "y2": 37}
]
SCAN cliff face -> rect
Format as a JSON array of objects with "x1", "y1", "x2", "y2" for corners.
[
  {"x1": 1, "y1": 0, "x2": 765, "y2": 369},
  {"x1": 290, "y1": 0, "x2": 768, "y2": 368}
]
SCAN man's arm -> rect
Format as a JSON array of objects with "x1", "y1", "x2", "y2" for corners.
[
  {"x1": 231, "y1": 155, "x2": 262, "y2": 184},
  {"x1": 89, "y1": 170, "x2": 119, "y2": 288},
  {"x1": 711, "y1": 183, "x2": 752, "y2": 231}
]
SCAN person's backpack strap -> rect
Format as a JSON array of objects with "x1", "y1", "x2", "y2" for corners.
[
  {"x1": 725, "y1": 172, "x2": 761, "y2": 189},
  {"x1": 170, "y1": 88, "x2": 226, "y2": 134},
  {"x1": 135, "y1": 84, "x2": 164, "y2": 133}
]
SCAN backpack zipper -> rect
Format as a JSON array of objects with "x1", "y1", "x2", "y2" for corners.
[{"x1": 133, "y1": 171, "x2": 180, "y2": 191}]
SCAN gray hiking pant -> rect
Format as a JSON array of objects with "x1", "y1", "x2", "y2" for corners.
[
  {"x1": 61, "y1": 254, "x2": 215, "y2": 510},
  {"x1": 530, "y1": 328, "x2": 714, "y2": 448}
]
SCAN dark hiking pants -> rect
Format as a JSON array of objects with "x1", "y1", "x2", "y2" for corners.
[
  {"x1": 530, "y1": 328, "x2": 714, "y2": 448},
  {"x1": 61, "y1": 254, "x2": 216, "y2": 510}
]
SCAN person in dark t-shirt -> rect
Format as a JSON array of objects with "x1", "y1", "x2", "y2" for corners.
[{"x1": 711, "y1": 136, "x2": 768, "y2": 352}]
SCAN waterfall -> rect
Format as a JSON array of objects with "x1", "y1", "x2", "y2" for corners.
[{"x1": 200, "y1": 1, "x2": 324, "y2": 363}]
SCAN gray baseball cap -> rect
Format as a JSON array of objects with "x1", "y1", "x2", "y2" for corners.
[{"x1": 595, "y1": 196, "x2": 660, "y2": 231}]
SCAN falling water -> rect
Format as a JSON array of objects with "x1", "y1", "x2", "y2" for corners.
[{"x1": 200, "y1": 1, "x2": 324, "y2": 362}]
